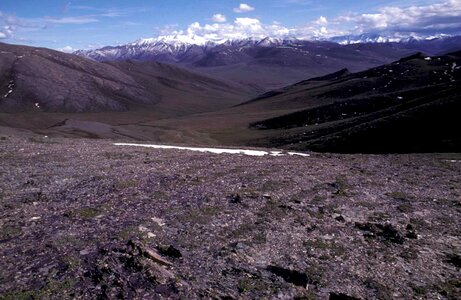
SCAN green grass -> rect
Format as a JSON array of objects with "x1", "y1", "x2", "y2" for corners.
[
  {"x1": 0, "y1": 225, "x2": 22, "y2": 240},
  {"x1": 0, "y1": 278, "x2": 77, "y2": 300},
  {"x1": 334, "y1": 176, "x2": 350, "y2": 196},
  {"x1": 102, "y1": 151, "x2": 134, "y2": 160},
  {"x1": 65, "y1": 207, "x2": 101, "y2": 219},
  {"x1": 386, "y1": 191, "x2": 409, "y2": 200},
  {"x1": 116, "y1": 179, "x2": 139, "y2": 189},
  {"x1": 28, "y1": 136, "x2": 58, "y2": 144},
  {"x1": 181, "y1": 206, "x2": 220, "y2": 225}
]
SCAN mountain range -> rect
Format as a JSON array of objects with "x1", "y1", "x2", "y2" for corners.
[{"x1": 76, "y1": 36, "x2": 461, "y2": 89}]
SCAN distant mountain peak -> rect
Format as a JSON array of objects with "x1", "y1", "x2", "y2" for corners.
[{"x1": 332, "y1": 33, "x2": 453, "y2": 45}]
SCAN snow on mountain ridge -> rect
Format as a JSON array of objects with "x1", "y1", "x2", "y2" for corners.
[
  {"x1": 74, "y1": 33, "x2": 456, "y2": 62},
  {"x1": 333, "y1": 33, "x2": 452, "y2": 45}
]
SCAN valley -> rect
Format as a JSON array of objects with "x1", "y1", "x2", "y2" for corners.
[{"x1": 1, "y1": 38, "x2": 461, "y2": 153}]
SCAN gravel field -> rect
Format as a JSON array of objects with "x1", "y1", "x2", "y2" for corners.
[{"x1": 0, "y1": 136, "x2": 460, "y2": 299}]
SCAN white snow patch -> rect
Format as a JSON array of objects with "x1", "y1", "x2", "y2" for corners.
[
  {"x1": 3, "y1": 80, "x2": 14, "y2": 98},
  {"x1": 288, "y1": 152, "x2": 311, "y2": 157},
  {"x1": 424, "y1": 57, "x2": 432, "y2": 61},
  {"x1": 270, "y1": 151, "x2": 284, "y2": 157},
  {"x1": 138, "y1": 225, "x2": 149, "y2": 232},
  {"x1": 35, "y1": 102, "x2": 41, "y2": 108},
  {"x1": 114, "y1": 143, "x2": 310, "y2": 157},
  {"x1": 3, "y1": 90, "x2": 12, "y2": 98},
  {"x1": 151, "y1": 217, "x2": 166, "y2": 226}
]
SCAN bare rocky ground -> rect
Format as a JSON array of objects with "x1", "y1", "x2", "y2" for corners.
[{"x1": 0, "y1": 136, "x2": 460, "y2": 299}]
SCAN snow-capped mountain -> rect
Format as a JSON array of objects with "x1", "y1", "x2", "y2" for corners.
[
  {"x1": 74, "y1": 34, "x2": 461, "y2": 89},
  {"x1": 74, "y1": 36, "x2": 291, "y2": 62},
  {"x1": 75, "y1": 34, "x2": 460, "y2": 64},
  {"x1": 331, "y1": 33, "x2": 452, "y2": 45}
]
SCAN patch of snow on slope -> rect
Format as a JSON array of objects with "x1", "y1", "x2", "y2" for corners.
[
  {"x1": 3, "y1": 80, "x2": 14, "y2": 99},
  {"x1": 114, "y1": 143, "x2": 310, "y2": 157}
]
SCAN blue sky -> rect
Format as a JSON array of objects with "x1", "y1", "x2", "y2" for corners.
[{"x1": 1, "y1": 0, "x2": 460, "y2": 51}]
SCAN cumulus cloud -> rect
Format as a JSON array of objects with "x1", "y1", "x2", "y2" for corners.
[
  {"x1": 315, "y1": 16, "x2": 328, "y2": 26},
  {"x1": 233, "y1": 3, "x2": 255, "y2": 13},
  {"x1": 0, "y1": 11, "x2": 32, "y2": 39},
  {"x1": 2, "y1": 0, "x2": 461, "y2": 46},
  {"x1": 212, "y1": 14, "x2": 227, "y2": 23},
  {"x1": 58, "y1": 45, "x2": 74, "y2": 53},
  {"x1": 156, "y1": 15, "x2": 337, "y2": 43},
  {"x1": 337, "y1": 0, "x2": 461, "y2": 35},
  {"x1": 0, "y1": 25, "x2": 14, "y2": 39},
  {"x1": 158, "y1": 0, "x2": 461, "y2": 43}
]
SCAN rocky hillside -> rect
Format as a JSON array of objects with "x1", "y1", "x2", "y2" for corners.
[
  {"x1": 0, "y1": 43, "x2": 251, "y2": 114},
  {"x1": 242, "y1": 51, "x2": 461, "y2": 153}
]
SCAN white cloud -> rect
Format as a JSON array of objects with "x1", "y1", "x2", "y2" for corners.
[
  {"x1": 0, "y1": 25, "x2": 14, "y2": 39},
  {"x1": 156, "y1": 17, "x2": 302, "y2": 44},
  {"x1": 315, "y1": 16, "x2": 328, "y2": 26},
  {"x1": 212, "y1": 14, "x2": 227, "y2": 23},
  {"x1": 233, "y1": 3, "x2": 255, "y2": 13},
  {"x1": 2, "y1": 0, "x2": 461, "y2": 47},
  {"x1": 44, "y1": 16, "x2": 99, "y2": 24},
  {"x1": 151, "y1": 1, "x2": 461, "y2": 44},
  {"x1": 58, "y1": 46, "x2": 74, "y2": 53},
  {"x1": 0, "y1": 10, "x2": 100, "y2": 41},
  {"x1": 337, "y1": 0, "x2": 461, "y2": 34}
]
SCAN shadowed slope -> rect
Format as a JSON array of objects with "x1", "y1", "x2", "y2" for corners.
[{"x1": 243, "y1": 51, "x2": 461, "y2": 153}]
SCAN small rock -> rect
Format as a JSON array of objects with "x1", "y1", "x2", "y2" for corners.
[
  {"x1": 80, "y1": 249, "x2": 91, "y2": 255},
  {"x1": 267, "y1": 265, "x2": 309, "y2": 287},
  {"x1": 21, "y1": 190, "x2": 43, "y2": 203},
  {"x1": 228, "y1": 193, "x2": 242, "y2": 204},
  {"x1": 405, "y1": 224, "x2": 418, "y2": 239},
  {"x1": 355, "y1": 222, "x2": 405, "y2": 244},
  {"x1": 334, "y1": 214, "x2": 346, "y2": 222},
  {"x1": 406, "y1": 231, "x2": 417, "y2": 239},
  {"x1": 446, "y1": 253, "x2": 461, "y2": 268},
  {"x1": 138, "y1": 225, "x2": 149, "y2": 232},
  {"x1": 329, "y1": 292, "x2": 362, "y2": 300},
  {"x1": 157, "y1": 245, "x2": 182, "y2": 258},
  {"x1": 152, "y1": 217, "x2": 166, "y2": 227},
  {"x1": 142, "y1": 247, "x2": 173, "y2": 266},
  {"x1": 147, "y1": 232, "x2": 156, "y2": 238}
]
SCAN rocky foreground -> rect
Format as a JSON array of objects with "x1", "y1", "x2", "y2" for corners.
[{"x1": 0, "y1": 136, "x2": 460, "y2": 299}]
